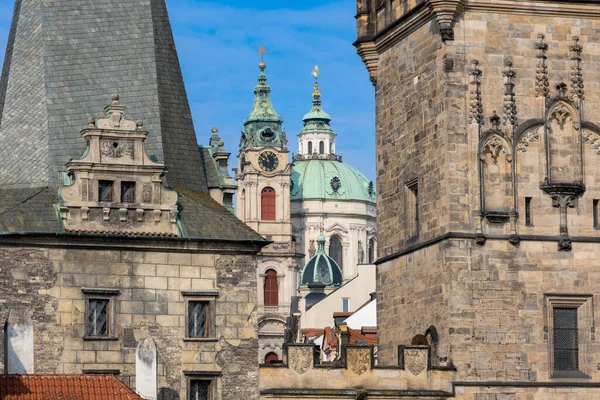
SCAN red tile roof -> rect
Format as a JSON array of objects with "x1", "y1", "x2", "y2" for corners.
[
  {"x1": 300, "y1": 328, "x2": 324, "y2": 339},
  {"x1": 348, "y1": 327, "x2": 377, "y2": 346},
  {"x1": 0, "y1": 374, "x2": 144, "y2": 400},
  {"x1": 332, "y1": 312, "x2": 354, "y2": 318}
]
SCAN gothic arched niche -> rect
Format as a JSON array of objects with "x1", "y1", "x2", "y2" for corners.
[
  {"x1": 546, "y1": 100, "x2": 582, "y2": 184},
  {"x1": 480, "y1": 133, "x2": 513, "y2": 215}
]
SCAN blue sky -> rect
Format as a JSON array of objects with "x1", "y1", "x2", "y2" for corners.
[{"x1": 0, "y1": 0, "x2": 376, "y2": 181}]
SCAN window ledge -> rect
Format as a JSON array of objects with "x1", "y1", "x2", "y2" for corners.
[
  {"x1": 184, "y1": 337, "x2": 219, "y2": 343},
  {"x1": 181, "y1": 290, "x2": 219, "y2": 297},
  {"x1": 551, "y1": 371, "x2": 591, "y2": 379},
  {"x1": 83, "y1": 336, "x2": 119, "y2": 341}
]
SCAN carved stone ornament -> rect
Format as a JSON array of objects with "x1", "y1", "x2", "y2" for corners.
[
  {"x1": 481, "y1": 136, "x2": 512, "y2": 163},
  {"x1": 101, "y1": 140, "x2": 133, "y2": 158},
  {"x1": 583, "y1": 131, "x2": 600, "y2": 155},
  {"x1": 404, "y1": 348, "x2": 428, "y2": 376},
  {"x1": 517, "y1": 128, "x2": 541, "y2": 153},
  {"x1": 347, "y1": 347, "x2": 371, "y2": 376},
  {"x1": 330, "y1": 176, "x2": 341, "y2": 192},
  {"x1": 288, "y1": 346, "x2": 312, "y2": 375},
  {"x1": 540, "y1": 182, "x2": 585, "y2": 252},
  {"x1": 468, "y1": 60, "x2": 483, "y2": 126},
  {"x1": 550, "y1": 103, "x2": 573, "y2": 130},
  {"x1": 535, "y1": 34, "x2": 550, "y2": 101}
]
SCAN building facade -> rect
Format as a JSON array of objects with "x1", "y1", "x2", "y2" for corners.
[
  {"x1": 0, "y1": 1, "x2": 266, "y2": 399},
  {"x1": 354, "y1": 0, "x2": 600, "y2": 398}
]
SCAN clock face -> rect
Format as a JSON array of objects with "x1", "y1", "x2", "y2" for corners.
[{"x1": 259, "y1": 151, "x2": 279, "y2": 172}]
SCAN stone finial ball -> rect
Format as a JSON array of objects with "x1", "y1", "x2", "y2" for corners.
[
  {"x1": 211, "y1": 127, "x2": 218, "y2": 134},
  {"x1": 87, "y1": 117, "x2": 95, "y2": 127},
  {"x1": 136, "y1": 120, "x2": 143, "y2": 128},
  {"x1": 111, "y1": 93, "x2": 120, "y2": 104}
]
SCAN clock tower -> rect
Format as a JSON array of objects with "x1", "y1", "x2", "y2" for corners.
[{"x1": 235, "y1": 47, "x2": 301, "y2": 362}]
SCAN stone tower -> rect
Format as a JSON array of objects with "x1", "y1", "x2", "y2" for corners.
[
  {"x1": 356, "y1": 0, "x2": 600, "y2": 395},
  {"x1": 235, "y1": 50, "x2": 301, "y2": 363}
]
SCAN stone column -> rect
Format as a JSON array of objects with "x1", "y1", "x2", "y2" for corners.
[
  {"x1": 3, "y1": 309, "x2": 34, "y2": 374},
  {"x1": 136, "y1": 338, "x2": 157, "y2": 400}
]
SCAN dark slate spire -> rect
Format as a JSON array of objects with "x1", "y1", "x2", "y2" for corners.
[{"x1": 0, "y1": 0, "x2": 207, "y2": 192}]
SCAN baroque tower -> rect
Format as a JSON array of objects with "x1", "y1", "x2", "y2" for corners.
[
  {"x1": 356, "y1": 0, "x2": 600, "y2": 396},
  {"x1": 235, "y1": 48, "x2": 301, "y2": 363}
]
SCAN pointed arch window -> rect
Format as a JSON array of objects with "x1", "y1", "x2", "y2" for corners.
[
  {"x1": 319, "y1": 141, "x2": 324, "y2": 154},
  {"x1": 261, "y1": 187, "x2": 276, "y2": 221},
  {"x1": 308, "y1": 142, "x2": 313, "y2": 154},
  {"x1": 329, "y1": 235, "x2": 343, "y2": 270},
  {"x1": 264, "y1": 269, "x2": 279, "y2": 306}
]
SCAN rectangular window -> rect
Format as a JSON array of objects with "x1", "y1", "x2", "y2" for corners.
[
  {"x1": 553, "y1": 307, "x2": 579, "y2": 372},
  {"x1": 189, "y1": 380, "x2": 212, "y2": 400},
  {"x1": 121, "y1": 181, "x2": 136, "y2": 203},
  {"x1": 188, "y1": 301, "x2": 209, "y2": 338},
  {"x1": 87, "y1": 299, "x2": 109, "y2": 337},
  {"x1": 525, "y1": 197, "x2": 533, "y2": 226},
  {"x1": 594, "y1": 200, "x2": 599, "y2": 228},
  {"x1": 342, "y1": 298, "x2": 350, "y2": 313},
  {"x1": 405, "y1": 179, "x2": 419, "y2": 238},
  {"x1": 98, "y1": 180, "x2": 114, "y2": 202}
]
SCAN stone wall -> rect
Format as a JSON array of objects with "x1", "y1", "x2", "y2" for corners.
[{"x1": 0, "y1": 238, "x2": 259, "y2": 400}]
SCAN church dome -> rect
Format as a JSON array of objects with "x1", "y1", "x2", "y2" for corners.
[
  {"x1": 291, "y1": 159, "x2": 375, "y2": 203},
  {"x1": 300, "y1": 236, "x2": 343, "y2": 287}
]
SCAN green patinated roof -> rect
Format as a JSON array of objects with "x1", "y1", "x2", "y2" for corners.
[
  {"x1": 291, "y1": 160, "x2": 375, "y2": 203},
  {"x1": 300, "y1": 235, "x2": 343, "y2": 287}
]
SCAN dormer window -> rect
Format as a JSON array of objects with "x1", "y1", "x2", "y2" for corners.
[
  {"x1": 98, "y1": 180, "x2": 114, "y2": 202},
  {"x1": 121, "y1": 181, "x2": 136, "y2": 203}
]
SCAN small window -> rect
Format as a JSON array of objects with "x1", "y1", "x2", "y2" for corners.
[
  {"x1": 188, "y1": 301, "x2": 209, "y2": 338},
  {"x1": 264, "y1": 352, "x2": 279, "y2": 364},
  {"x1": 308, "y1": 141, "x2": 313, "y2": 154},
  {"x1": 264, "y1": 269, "x2": 279, "y2": 306},
  {"x1": 189, "y1": 379, "x2": 212, "y2": 400},
  {"x1": 525, "y1": 197, "x2": 533, "y2": 226},
  {"x1": 98, "y1": 180, "x2": 114, "y2": 202},
  {"x1": 87, "y1": 299, "x2": 109, "y2": 337},
  {"x1": 319, "y1": 141, "x2": 324, "y2": 154},
  {"x1": 594, "y1": 200, "x2": 599, "y2": 228},
  {"x1": 121, "y1": 181, "x2": 136, "y2": 203},
  {"x1": 405, "y1": 179, "x2": 419, "y2": 238},
  {"x1": 553, "y1": 308, "x2": 578, "y2": 372},
  {"x1": 342, "y1": 298, "x2": 350, "y2": 313}
]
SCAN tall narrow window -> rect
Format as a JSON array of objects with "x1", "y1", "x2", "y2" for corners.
[
  {"x1": 87, "y1": 299, "x2": 109, "y2": 337},
  {"x1": 594, "y1": 200, "x2": 599, "y2": 228},
  {"x1": 342, "y1": 298, "x2": 350, "y2": 312},
  {"x1": 319, "y1": 141, "x2": 324, "y2": 154},
  {"x1": 189, "y1": 380, "x2": 212, "y2": 400},
  {"x1": 188, "y1": 301, "x2": 209, "y2": 338},
  {"x1": 98, "y1": 180, "x2": 114, "y2": 202},
  {"x1": 368, "y1": 238, "x2": 376, "y2": 264},
  {"x1": 261, "y1": 187, "x2": 276, "y2": 221},
  {"x1": 525, "y1": 197, "x2": 533, "y2": 226},
  {"x1": 553, "y1": 307, "x2": 578, "y2": 372},
  {"x1": 406, "y1": 179, "x2": 419, "y2": 238},
  {"x1": 329, "y1": 235, "x2": 343, "y2": 270},
  {"x1": 264, "y1": 269, "x2": 279, "y2": 306},
  {"x1": 121, "y1": 181, "x2": 135, "y2": 203}
]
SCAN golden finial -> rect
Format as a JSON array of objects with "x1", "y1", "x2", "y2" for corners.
[
  {"x1": 258, "y1": 46, "x2": 267, "y2": 71},
  {"x1": 312, "y1": 65, "x2": 321, "y2": 99}
]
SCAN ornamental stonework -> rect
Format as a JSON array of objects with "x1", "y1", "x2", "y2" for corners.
[{"x1": 288, "y1": 346, "x2": 312, "y2": 375}]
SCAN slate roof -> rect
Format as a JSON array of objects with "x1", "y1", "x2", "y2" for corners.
[
  {"x1": 0, "y1": 0, "x2": 264, "y2": 243},
  {"x1": 0, "y1": 374, "x2": 143, "y2": 400},
  {"x1": 199, "y1": 147, "x2": 223, "y2": 189}
]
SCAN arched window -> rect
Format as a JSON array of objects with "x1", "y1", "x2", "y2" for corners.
[
  {"x1": 368, "y1": 238, "x2": 376, "y2": 264},
  {"x1": 240, "y1": 189, "x2": 246, "y2": 220},
  {"x1": 329, "y1": 235, "x2": 343, "y2": 270},
  {"x1": 264, "y1": 352, "x2": 279, "y2": 364},
  {"x1": 261, "y1": 187, "x2": 276, "y2": 221},
  {"x1": 319, "y1": 141, "x2": 324, "y2": 154},
  {"x1": 264, "y1": 269, "x2": 279, "y2": 306},
  {"x1": 308, "y1": 141, "x2": 313, "y2": 154}
]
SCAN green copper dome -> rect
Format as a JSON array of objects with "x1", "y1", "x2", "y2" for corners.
[
  {"x1": 291, "y1": 160, "x2": 375, "y2": 203},
  {"x1": 300, "y1": 236, "x2": 343, "y2": 287}
]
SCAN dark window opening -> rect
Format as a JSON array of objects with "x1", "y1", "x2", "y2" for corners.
[
  {"x1": 594, "y1": 200, "x2": 599, "y2": 228},
  {"x1": 319, "y1": 141, "x2": 325, "y2": 154},
  {"x1": 98, "y1": 180, "x2": 114, "y2": 202},
  {"x1": 188, "y1": 301, "x2": 209, "y2": 338},
  {"x1": 261, "y1": 187, "x2": 276, "y2": 221},
  {"x1": 87, "y1": 299, "x2": 109, "y2": 337},
  {"x1": 342, "y1": 298, "x2": 349, "y2": 312},
  {"x1": 121, "y1": 181, "x2": 135, "y2": 203},
  {"x1": 308, "y1": 142, "x2": 313, "y2": 154},
  {"x1": 329, "y1": 235, "x2": 343, "y2": 270},
  {"x1": 264, "y1": 269, "x2": 279, "y2": 306},
  {"x1": 264, "y1": 352, "x2": 279, "y2": 364},
  {"x1": 525, "y1": 197, "x2": 533, "y2": 226},
  {"x1": 406, "y1": 179, "x2": 419, "y2": 238},
  {"x1": 189, "y1": 380, "x2": 211, "y2": 400},
  {"x1": 368, "y1": 238, "x2": 376, "y2": 264},
  {"x1": 553, "y1": 307, "x2": 578, "y2": 372}
]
